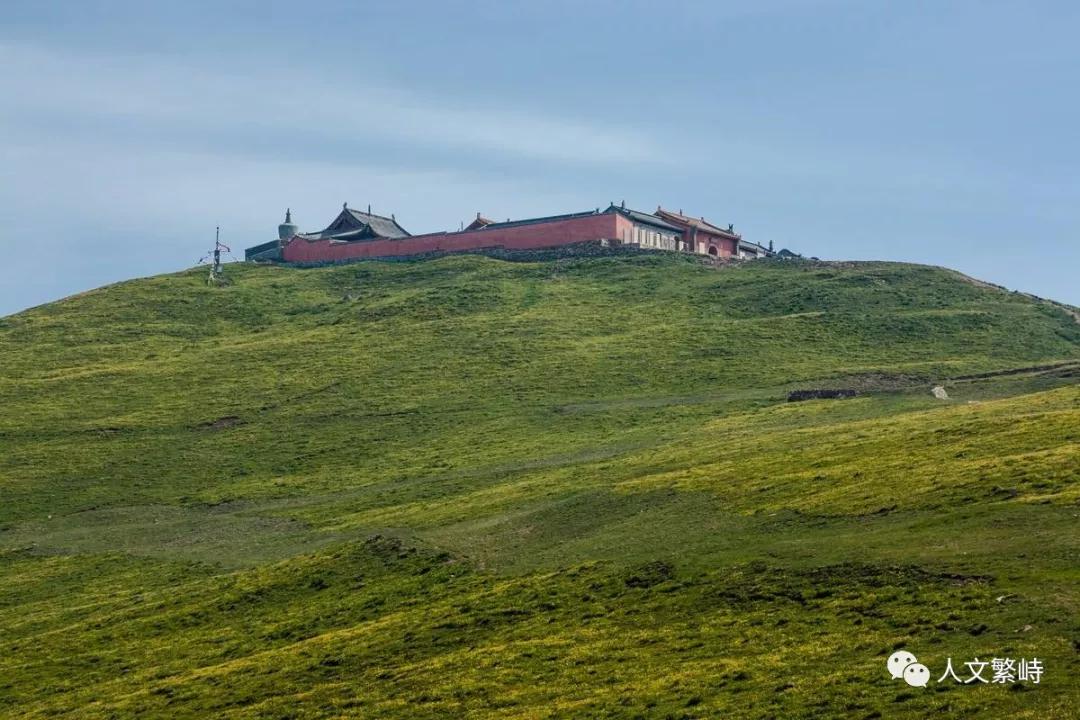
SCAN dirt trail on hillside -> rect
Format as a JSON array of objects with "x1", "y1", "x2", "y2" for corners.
[{"x1": 947, "y1": 361, "x2": 1080, "y2": 382}]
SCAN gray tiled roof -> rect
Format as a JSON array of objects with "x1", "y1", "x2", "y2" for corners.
[
  {"x1": 655, "y1": 208, "x2": 740, "y2": 239},
  {"x1": 297, "y1": 207, "x2": 412, "y2": 241},
  {"x1": 345, "y1": 208, "x2": 411, "y2": 239},
  {"x1": 605, "y1": 205, "x2": 682, "y2": 232},
  {"x1": 480, "y1": 209, "x2": 601, "y2": 230}
]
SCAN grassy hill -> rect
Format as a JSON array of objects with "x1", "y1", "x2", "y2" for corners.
[{"x1": 1, "y1": 254, "x2": 1078, "y2": 718}]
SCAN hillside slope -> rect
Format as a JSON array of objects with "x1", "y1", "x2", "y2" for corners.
[{"x1": 1, "y1": 255, "x2": 1078, "y2": 718}]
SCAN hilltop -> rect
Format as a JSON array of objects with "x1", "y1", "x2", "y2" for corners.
[{"x1": 1, "y1": 255, "x2": 1078, "y2": 718}]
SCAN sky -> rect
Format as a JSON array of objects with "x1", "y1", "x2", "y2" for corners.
[{"x1": 1, "y1": 0, "x2": 1078, "y2": 315}]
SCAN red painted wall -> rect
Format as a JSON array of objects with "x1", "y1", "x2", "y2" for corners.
[
  {"x1": 697, "y1": 232, "x2": 737, "y2": 258},
  {"x1": 654, "y1": 214, "x2": 738, "y2": 258},
  {"x1": 283, "y1": 213, "x2": 626, "y2": 263}
]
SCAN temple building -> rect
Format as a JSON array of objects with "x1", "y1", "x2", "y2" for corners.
[
  {"x1": 247, "y1": 201, "x2": 778, "y2": 264},
  {"x1": 302, "y1": 203, "x2": 411, "y2": 243},
  {"x1": 654, "y1": 208, "x2": 740, "y2": 258},
  {"x1": 245, "y1": 204, "x2": 410, "y2": 261},
  {"x1": 606, "y1": 203, "x2": 684, "y2": 251}
]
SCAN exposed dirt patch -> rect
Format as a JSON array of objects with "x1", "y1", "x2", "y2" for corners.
[
  {"x1": 198, "y1": 415, "x2": 246, "y2": 430},
  {"x1": 828, "y1": 372, "x2": 929, "y2": 391},
  {"x1": 88, "y1": 427, "x2": 126, "y2": 437},
  {"x1": 787, "y1": 389, "x2": 859, "y2": 402}
]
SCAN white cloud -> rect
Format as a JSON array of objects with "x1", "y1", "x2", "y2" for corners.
[{"x1": 0, "y1": 40, "x2": 670, "y2": 168}]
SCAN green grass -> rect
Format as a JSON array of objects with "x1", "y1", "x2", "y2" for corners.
[{"x1": 1, "y1": 255, "x2": 1078, "y2": 718}]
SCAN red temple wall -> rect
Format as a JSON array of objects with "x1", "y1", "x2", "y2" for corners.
[{"x1": 282, "y1": 213, "x2": 626, "y2": 263}]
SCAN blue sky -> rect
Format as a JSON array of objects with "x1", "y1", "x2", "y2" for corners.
[{"x1": 2, "y1": 0, "x2": 1078, "y2": 315}]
